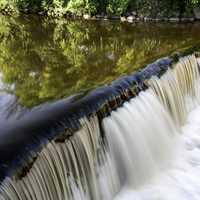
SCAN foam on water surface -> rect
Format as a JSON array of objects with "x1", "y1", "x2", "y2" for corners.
[{"x1": 115, "y1": 105, "x2": 200, "y2": 200}]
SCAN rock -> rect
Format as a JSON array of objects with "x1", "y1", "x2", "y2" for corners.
[
  {"x1": 96, "y1": 14, "x2": 104, "y2": 19},
  {"x1": 138, "y1": 14, "x2": 144, "y2": 19},
  {"x1": 83, "y1": 14, "x2": 91, "y2": 20},
  {"x1": 169, "y1": 17, "x2": 180, "y2": 22},
  {"x1": 139, "y1": 17, "x2": 144, "y2": 21},
  {"x1": 144, "y1": 17, "x2": 152, "y2": 21},
  {"x1": 153, "y1": 18, "x2": 163, "y2": 22},
  {"x1": 104, "y1": 15, "x2": 108, "y2": 20},
  {"x1": 38, "y1": 11, "x2": 45, "y2": 16},
  {"x1": 120, "y1": 16, "x2": 126, "y2": 22},
  {"x1": 131, "y1": 11, "x2": 137, "y2": 16},
  {"x1": 110, "y1": 16, "x2": 120, "y2": 20},
  {"x1": 24, "y1": 8, "x2": 29, "y2": 13},
  {"x1": 125, "y1": 12, "x2": 131, "y2": 17},
  {"x1": 189, "y1": 18, "x2": 195, "y2": 22},
  {"x1": 127, "y1": 15, "x2": 135, "y2": 23},
  {"x1": 194, "y1": 7, "x2": 200, "y2": 20},
  {"x1": 180, "y1": 18, "x2": 194, "y2": 22}
]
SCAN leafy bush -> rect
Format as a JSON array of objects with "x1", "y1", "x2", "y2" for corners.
[
  {"x1": 16, "y1": 0, "x2": 43, "y2": 10},
  {"x1": 0, "y1": 0, "x2": 199, "y2": 17},
  {"x1": 106, "y1": 0, "x2": 130, "y2": 15},
  {"x1": 66, "y1": 0, "x2": 97, "y2": 15},
  {"x1": 0, "y1": 0, "x2": 17, "y2": 15},
  {"x1": 42, "y1": 0, "x2": 68, "y2": 17},
  {"x1": 191, "y1": 0, "x2": 200, "y2": 6}
]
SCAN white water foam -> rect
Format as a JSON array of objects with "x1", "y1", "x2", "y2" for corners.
[{"x1": 115, "y1": 105, "x2": 200, "y2": 200}]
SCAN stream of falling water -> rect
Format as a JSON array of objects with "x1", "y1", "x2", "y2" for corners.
[
  {"x1": 115, "y1": 104, "x2": 200, "y2": 200},
  {"x1": 0, "y1": 56, "x2": 200, "y2": 200},
  {"x1": 104, "y1": 55, "x2": 200, "y2": 200}
]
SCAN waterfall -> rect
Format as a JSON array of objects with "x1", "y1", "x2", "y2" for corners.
[
  {"x1": 0, "y1": 54, "x2": 200, "y2": 200},
  {"x1": 148, "y1": 55, "x2": 200, "y2": 126},
  {"x1": 102, "y1": 89, "x2": 179, "y2": 187}
]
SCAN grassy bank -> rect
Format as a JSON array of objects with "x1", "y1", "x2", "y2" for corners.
[{"x1": 0, "y1": 0, "x2": 200, "y2": 19}]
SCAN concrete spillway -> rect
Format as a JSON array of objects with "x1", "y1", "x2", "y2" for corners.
[{"x1": 0, "y1": 52, "x2": 200, "y2": 200}]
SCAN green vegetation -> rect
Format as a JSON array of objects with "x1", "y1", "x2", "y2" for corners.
[
  {"x1": 0, "y1": 15, "x2": 200, "y2": 107},
  {"x1": 106, "y1": 0, "x2": 129, "y2": 16},
  {"x1": 0, "y1": 0, "x2": 200, "y2": 17},
  {"x1": 192, "y1": 0, "x2": 200, "y2": 6}
]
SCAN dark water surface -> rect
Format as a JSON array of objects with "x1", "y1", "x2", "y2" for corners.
[{"x1": 0, "y1": 15, "x2": 200, "y2": 108}]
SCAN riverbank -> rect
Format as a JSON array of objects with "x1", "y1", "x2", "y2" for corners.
[
  {"x1": 1, "y1": 11, "x2": 200, "y2": 23},
  {"x1": 0, "y1": 0, "x2": 200, "y2": 22}
]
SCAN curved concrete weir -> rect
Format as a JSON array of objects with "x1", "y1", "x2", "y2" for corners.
[{"x1": 0, "y1": 53, "x2": 200, "y2": 199}]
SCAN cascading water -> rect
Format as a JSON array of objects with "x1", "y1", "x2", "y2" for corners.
[
  {"x1": 102, "y1": 90, "x2": 179, "y2": 188},
  {"x1": 148, "y1": 55, "x2": 200, "y2": 126},
  {"x1": 0, "y1": 54, "x2": 200, "y2": 200},
  {"x1": 114, "y1": 57, "x2": 200, "y2": 200}
]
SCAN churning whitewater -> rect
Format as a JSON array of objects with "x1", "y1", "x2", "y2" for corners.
[
  {"x1": 115, "y1": 103, "x2": 200, "y2": 200},
  {"x1": 0, "y1": 55, "x2": 200, "y2": 200},
  {"x1": 112, "y1": 56, "x2": 200, "y2": 200}
]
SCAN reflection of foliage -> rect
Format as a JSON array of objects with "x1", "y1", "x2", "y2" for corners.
[
  {"x1": 115, "y1": 39, "x2": 158, "y2": 74},
  {"x1": 0, "y1": 15, "x2": 200, "y2": 107}
]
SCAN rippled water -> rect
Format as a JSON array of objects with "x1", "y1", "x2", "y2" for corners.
[{"x1": 0, "y1": 15, "x2": 200, "y2": 107}]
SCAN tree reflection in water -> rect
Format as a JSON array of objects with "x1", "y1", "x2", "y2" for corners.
[{"x1": 0, "y1": 15, "x2": 200, "y2": 108}]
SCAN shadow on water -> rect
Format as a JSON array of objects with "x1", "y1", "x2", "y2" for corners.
[{"x1": 0, "y1": 15, "x2": 200, "y2": 108}]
